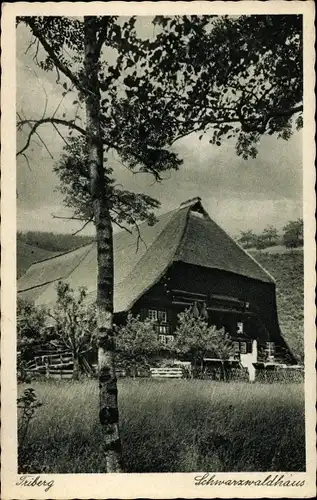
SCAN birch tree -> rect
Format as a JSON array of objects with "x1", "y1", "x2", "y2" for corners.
[{"x1": 16, "y1": 15, "x2": 169, "y2": 473}]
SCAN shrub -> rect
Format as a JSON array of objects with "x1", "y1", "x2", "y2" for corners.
[
  {"x1": 174, "y1": 309, "x2": 233, "y2": 378},
  {"x1": 114, "y1": 314, "x2": 165, "y2": 375},
  {"x1": 17, "y1": 387, "x2": 43, "y2": 472},
  {"x1": 48, "y1": 281, "x2": 98, "y2": 379},
  {"x1": 283, "y1": 219, "x2": 303, "y2": 248},
  {"x1": 17, "y1": 299, "x2": 49, "y2": 363}
]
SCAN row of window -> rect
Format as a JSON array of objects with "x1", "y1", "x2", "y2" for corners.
[
  {"x1": 158, "y1": 336, "x2": 276, "y2": 354},
  {"x1": 147, "y1": 308, "x2": 275, "y2": 354},
  {"x1": 148, "y1": 309, "x2": 167, "y2": 323},
  {"x1": 233, "y1": 341, "x2": 249, "y2": 355},
  {"x1": 149, "y1": 309, "x2": 246, "y2": 335}
]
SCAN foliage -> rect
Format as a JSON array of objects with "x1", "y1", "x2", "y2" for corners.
[
  {"x1": 283, "y1": 219, "x2": 303, "y2": 248},
  {"x1": 54, "y1": 136, "x2": 160, "y2": 229},
  {"x1": 114, "y1": 314, "x2": 164, "y2": 375},
  {"x1": 17, "y1": 379, "x2": 305, "y2": 473},
  {"x1": 48, "y1": 281, "x2": 97, "y2": 378},
  {"x1": 254, "y1": 226, "x2": 279, "y2": 249},
  {"x1": 17, "y1": 299, "x2": 49, "y2": 362},
  {"x1": 16, "y1": 15, "x2": 303, "y2": 471},
  {"x1": 17, "y1": 16, "x2": 183, "y2": 231},
  {"x1": 144, "y1": 15, "x2": 303, "y2": 159},
  {"x1": 174, "y1": 309, "x2": 233, "y2": 377},
  {"x1": 238, "y1": 226, "x2": 280, "y2": 249},
  {"x1": 237, "y1": 229, "x2": 258, "y2": 249},
  {"x1": 17, "y1": 387, "x2": 42, "y2": 455},
  {"x1": 17, "y1": 15, "x2": 303, "y2": 226},
  {"x1": 260, "y1": 225, "x2": 279, "y2": 247}
]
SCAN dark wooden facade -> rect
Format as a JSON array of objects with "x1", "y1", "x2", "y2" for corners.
[{"x1": 129, "y1": 261, "x2": 296, "y2": 364}]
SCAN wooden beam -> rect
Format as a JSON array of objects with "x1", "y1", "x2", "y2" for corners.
[{"x1": 171, "y1": 289, "x2": 207, "y2": 299}]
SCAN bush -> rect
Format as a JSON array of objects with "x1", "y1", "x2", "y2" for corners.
[
  {"x1": 18, "y1": 387, "x2": 43, "y2": 472},
  {"x1": 282, "y1": 219, "x2": 303, "y2": 248},
  {"x1": 114, "y1": 314, "x2": 165, "y2": 375},
  {"x1": 17, "y1": 299, "x2": 49, "y2": 363},
  {"x1": 174, "y1": 309, "x2": 233, "y2": 378}
]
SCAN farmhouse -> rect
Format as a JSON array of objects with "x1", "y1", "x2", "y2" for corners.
[{"x1": 18, "y1": 197, "x2": 296, "y2": 376}]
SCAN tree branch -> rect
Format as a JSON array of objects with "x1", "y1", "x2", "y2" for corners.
[
  {"x1": 17, "y1": 118, "x2": 86, "y2": 157},
  {"x1": 72, "y1": 218, "x2": 94, "y2": 236},
  {"x1": 111, "y1": 217, "x2": 133, "y2": 235},
  {"x1": 21, "y1": 153, "x2": 32, "y2": 171},
  {"x1": 240, "y1": 104, "x2": 303, "y2": 133},
  {"x1": 51, "y1": 214, "x2": 88, "y2": 221},
  {"x1": 26, "y1": 18, "x2": 95, "y2": 97},
  {"x1": 52, "y1": 123, "x2": 70, "y2": 147},
  {"x1": 24, "y1": 35, "x2": 37, "y2": 55}
]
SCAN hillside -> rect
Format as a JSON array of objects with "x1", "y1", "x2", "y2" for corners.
[
  {"x1": 17, "y1": 241, "x2": 62, "y2": 278},
  {"x1": 17, "y1": 231, "x2": 94, "y2": 278},
  {"x1": 17, "y1": 231, "x2": 93, "y2": 253},
  {"x1": 250, "y1": 249, "x2": 304, "y2": 362}
]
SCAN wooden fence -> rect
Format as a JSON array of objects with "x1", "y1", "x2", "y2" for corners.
[
  {"x1": 23, "y1": 353, "x2": 303, "y2": 383},
  {"x1": 25, "y1": 352, "x2": 76, "y2": 379},
  {"x1": 150, "y1": 367, "x2": 184, "y2": 379}
]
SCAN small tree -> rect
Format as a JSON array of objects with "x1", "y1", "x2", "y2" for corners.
[
  {"x1": 114, "y1": 314, "x2": 163, "y2": 377},
  {"x1": 262, "y1": 226, "x2": 279, "y2": 247},
  {"x1": 174, "y1": 309, "x2": 233, "y2": 378},
  {"x1": 17, "y1": 299, "x2": 49, "y2": 362},
  {"x1": 49, "y1": 281, "x2": 97, "y2": 379},
  {"x1": 238, "y1": 230, "x2": 257, "y2": 249},
  {"x1": 283, "y1": 219, "x2": 304, "y2": 248}
]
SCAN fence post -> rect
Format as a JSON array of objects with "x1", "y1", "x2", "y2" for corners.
[{"x1": 45, "y1": 358, "x2": 50, "y2": 379}]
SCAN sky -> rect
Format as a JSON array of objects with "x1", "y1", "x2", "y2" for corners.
[{"x1": 16, "y1": 19, "x2": 303, "y2": 239}]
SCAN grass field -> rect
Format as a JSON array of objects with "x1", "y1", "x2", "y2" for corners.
[{"x1": 18, "y1": 378, "x2": 305, "y2": 474}]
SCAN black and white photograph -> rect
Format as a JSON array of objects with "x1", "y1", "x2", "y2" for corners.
[{"x1": 1, "y1": 2, "x2": 316, "y2": 499}]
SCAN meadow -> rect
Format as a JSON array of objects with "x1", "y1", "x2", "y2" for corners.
[{"x1": 18, "y1": 378, "x2": 305, "y2": 474}]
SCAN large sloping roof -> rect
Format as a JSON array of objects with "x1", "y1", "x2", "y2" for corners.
[{"x1": 18, "y1": 198, "x2": 274, "y2": 312}]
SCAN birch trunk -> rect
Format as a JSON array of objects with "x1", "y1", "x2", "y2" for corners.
[{"x1": 84, "y1": 17, "x2": 123, "y2": 472}]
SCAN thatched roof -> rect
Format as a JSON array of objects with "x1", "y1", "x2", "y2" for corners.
[{"x1": 18, "y1": 198, "x2": 274, "y2": 312}]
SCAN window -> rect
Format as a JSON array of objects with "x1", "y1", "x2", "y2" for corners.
[
  {"x1": 233, "y1": 341, "x2": 240, "y2": 354},
  {"x1": 148, "y1": 309, "x2": 167, "y2": 323},
  {"x1": 158, "y1": 310, "x2": 167, "y2": 323},
  {"x1": 157, "y1": 324, "x2": 168, "y2": 334},
  {"x1": 237, "y1": 322, "x2": 244, "y2": 334},
  {"x1": 159, "y1": 335, "x2": 174, "y2": 345},
  {"x1": 148, "y1": 309, "x2": 158, "y2": 321},
  {"x1": 240, "y1": 342, "x2": 247, "y2": 354},
  {"x1": 266, "y1": 342, "x2": 275, "y2": 357}
]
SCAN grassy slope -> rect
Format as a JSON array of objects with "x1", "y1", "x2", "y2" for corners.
[
  {"x1": 251, "y1": 249, "x2": 304, "y2": 362},
  {"x1": 17, "y1": 241, "x2": 62, "y2": 278},
  {"x1": 18, "y1": 379, "x2": 305, "y2": 474},
  {"x1": 17, "y1": 232, "x2": 93, "y2": 278}
]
